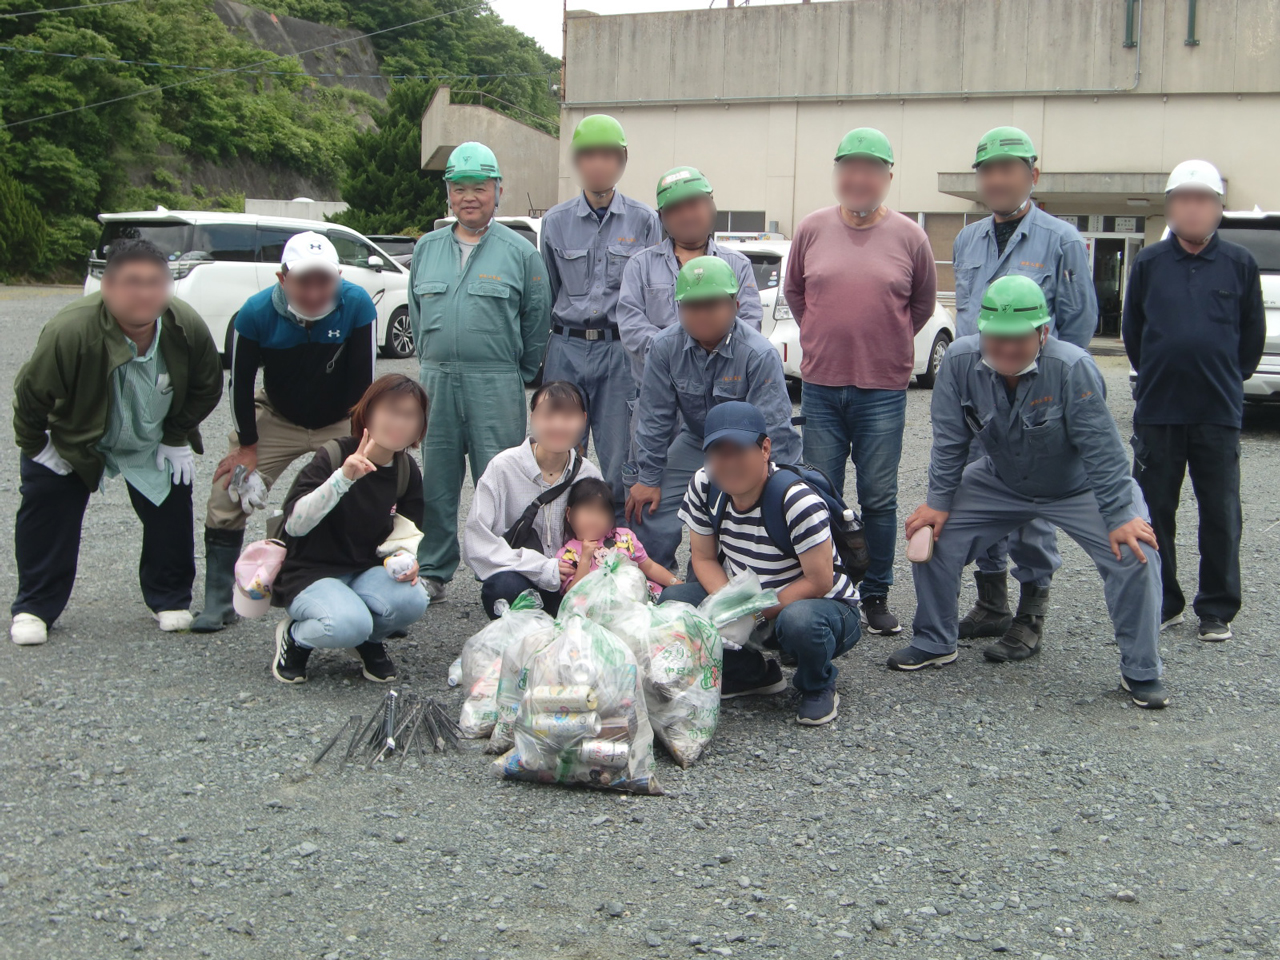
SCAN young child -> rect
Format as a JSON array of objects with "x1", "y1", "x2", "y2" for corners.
[{"x1": 557, "y1": 478, "x2": 681, "y2": 599}]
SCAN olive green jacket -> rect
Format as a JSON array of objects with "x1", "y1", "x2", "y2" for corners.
[{"x1": 13, "y1": 292, "x2": 224, "y2": 490}]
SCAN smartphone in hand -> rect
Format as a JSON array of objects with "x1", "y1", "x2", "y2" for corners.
[{"x1": 906, "y1": 525, "x2": 935, "y2": 563}]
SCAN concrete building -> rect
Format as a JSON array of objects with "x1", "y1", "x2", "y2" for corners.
[
  {"x1": 244, "y1": 198, "x2": 348, "y2": 220},
  {"x1": 421, "y1": 86, "x2": 559, "y2": 217},
  {"x1": 561, "y1": 0, "x2": 1280, "y2": 334}
]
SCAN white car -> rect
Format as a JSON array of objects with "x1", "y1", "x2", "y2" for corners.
[
  {"x1": 1128, "y1": 210, "x2": 1280, "y2": 401},
  {"x1": 726, "y1": 239, "x2": 956, "y2": 387},
  {"x1": 432, "y1": 215, "x2": 542, "y2": 250},
  {"x1": 84, "y1": 209, "x2": 415, "y2": 361}
]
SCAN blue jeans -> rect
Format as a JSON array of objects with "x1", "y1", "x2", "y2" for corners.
[
  {"x1": 287, "y1": 567, "x2": 429, "y2": 649},
  {"x1": 661, "y1": 580, "x2": 861, "y2": 694},
  {"x1": 801, "y1": 383, "x2": 907, "y2": 598}
]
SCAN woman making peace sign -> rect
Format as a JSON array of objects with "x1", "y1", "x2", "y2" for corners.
[{"x1": 270, "y1": 375, "x2": 430, "y2": 685}]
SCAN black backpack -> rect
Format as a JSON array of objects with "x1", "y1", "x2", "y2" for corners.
[{"x1": 707, "y1": 462, "x2": 870, "y2": 584}]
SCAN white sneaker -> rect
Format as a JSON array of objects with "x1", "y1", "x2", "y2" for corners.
[
  {"x1": 424, "y1": 578, "x2": 447, "y2": 604},
  {"x1": 10, "y1": 613, "x2": 48, "y2": 646},
  {"x1": 154, "y1": 610, "x2": 194, "y2": 632}
]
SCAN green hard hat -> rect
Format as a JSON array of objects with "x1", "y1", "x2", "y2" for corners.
[
  {"x1": 572, "y1": 114, "x2": 627, "y2": 151},
  {"x1": 977, "y1": 275, "x2": 1051, "y2": 336},
  {"x1": 675, "y1": 256, "x2": 739, "y2": 303},
  {"x1": 834, "y1": 127, "x2": 894, "y2": 166},
  {"x1": 444, "y1": 141, "x2": 501, "y2": 182},
  {"x1": 656, "y1": 165, "x2": 713, "y2": 211},
  {"x1": 973, "y1": 126, "x2": 1037, "y2": 168}
]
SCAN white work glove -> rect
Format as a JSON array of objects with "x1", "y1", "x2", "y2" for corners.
[
  {"x1": 227, "y1": 469, "x2": 269, "y2": 515},
  {"x1": 718, "y1": 613, "x2": 755, "y2": 651},
  {"x1": 383, "y1": 551, "x2": 419, "y2": 582},
  {"x1": 156, "y1": 443, "x2": 195, "y2": 486},
  {"x1": 32, "y1": 438, "x2": 73, "y2": 476}
]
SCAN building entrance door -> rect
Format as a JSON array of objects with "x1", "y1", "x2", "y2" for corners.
[{"x1": 1080, "y1": 233, "x2": 1144, "y2": 337}]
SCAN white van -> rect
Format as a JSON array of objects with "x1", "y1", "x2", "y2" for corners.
[{"x1": 84, "y1": 209, "x2": 415, "y2": 361}]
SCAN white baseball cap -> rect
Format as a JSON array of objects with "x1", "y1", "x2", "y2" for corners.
[{"x1": 281, "y1": 231, "x2": 340, "y2": 275}]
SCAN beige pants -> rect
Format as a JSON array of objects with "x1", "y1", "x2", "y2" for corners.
[{"x1": 204, "y1": 392, "x2": 350, "y2": 531}]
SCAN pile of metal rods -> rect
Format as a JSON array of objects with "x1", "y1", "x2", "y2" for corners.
[{"x1": 313, "y1": 690, "x2": 462, "y2": 770}]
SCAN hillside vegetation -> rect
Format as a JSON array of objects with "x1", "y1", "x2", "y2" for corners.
[{"x1": 0, "y1": 0, "x2": 560, "y2": 279}]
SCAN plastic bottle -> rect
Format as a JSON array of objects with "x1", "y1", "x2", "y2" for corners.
[{"x1": 447, "y1": 657, "x2": 463, "y2": 687}]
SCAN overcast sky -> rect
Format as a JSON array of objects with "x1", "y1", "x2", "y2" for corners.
[{"x1": 488, "y1": 0, "x2": 839, "y2": 58}]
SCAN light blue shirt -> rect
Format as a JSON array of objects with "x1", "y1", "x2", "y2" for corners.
[
  {"x1": 98, "y1": 322, "x2": 174, "y2": 506},
  {"x1": 617, "y1": 237, "x2": 763, "y2": 382},
  {"x1": 540, "y1": 191, "x2": 660, "y2": 329},
  {"x1": 926, "y1": 335, "x2": 1136, "y2": 530},
  {"x1": 951, "y1": 203, "x2": 1098, "y2": 348},
  {"x1": 634, "y1": 318, "x2": 801, "y2": 486}
]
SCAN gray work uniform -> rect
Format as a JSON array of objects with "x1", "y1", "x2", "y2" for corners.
[
  {"x1": 952, "y1": 203, "x2": 1099, "y2": 586},
  {"x1": 616, "y1": 237, "x2": 763, "y2": 384},
  {"x1": 540, "y1": 192, "x2": 661, "y2": 510},
  {"x1": 911, "y1": 335, "x2": 1162, "y2": 682},
  {"x1": 633, "y1": 318, "x2": 801, "y2": 570}
]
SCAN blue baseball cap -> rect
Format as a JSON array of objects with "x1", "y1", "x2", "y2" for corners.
[{"x1": 702, "y1": 401, "x2": 768, "y2": 451}]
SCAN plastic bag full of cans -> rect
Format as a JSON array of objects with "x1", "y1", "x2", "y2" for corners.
[
  {"x1": 492, "y1": 614, "x2": 662, "y2": 795},
  {"x1": 456, "y1": 591, "x2": 555, "y2": 739}
]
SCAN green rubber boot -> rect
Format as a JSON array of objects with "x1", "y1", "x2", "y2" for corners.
[{"x1": 191, "y1": 528, "x2": 244, "y2": 633}]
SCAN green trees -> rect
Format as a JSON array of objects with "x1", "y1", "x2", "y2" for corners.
[
  {"x1": 0, "y1": 0, "x2": 560, "y2": 278},
  {"x1": 0, "y1": 168, "x2": 47, "y2": 279}
]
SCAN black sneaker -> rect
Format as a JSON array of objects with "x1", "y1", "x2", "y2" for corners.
[
  {"x1": 1120, "y1": 674, "x2": 1169, "y2": 709},
  {"x1": 355, "y1": 641, "x2": 397, "y2": 682},
  {"x1": 1160, "y1": 609, "x2": 1185, "y2": 631},
  {"x1": 796, "y1": 688, "x2": 840, "y2": 726},
  {"x1": 860, "y1": 595, "x2": 902, "y2": 635},
  {"x1": 722, "y1": 658, "x2": 788, "y2": 699},
  {"x1": 272, "y1": 620, "x2": 310, "y2": 684},
  {"x1": 1197, "y1": 617, "x2": 1232, "y2": 642},
  {"x1": 887, "y1": 644, "x2": 958, "y2": 671}
]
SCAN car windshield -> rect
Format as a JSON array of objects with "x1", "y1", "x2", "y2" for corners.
[
  {"x1": 97, "y1": 221, "x2": 192, "y2": 261},
  {"x1": 1219, "y1": 223, "x2": 1280, "y2": 273},
  {"x1": 745, "y1": 252, "x2": 783, "y2": 290}
]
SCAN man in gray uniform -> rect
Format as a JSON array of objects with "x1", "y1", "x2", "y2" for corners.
[
  {"x1": 890, "y1": 276, "x2": 1167, "y2": 710},
  {"x1": 628, "y1": 257, "x2": 800, "y2": 571},
  {"x1": 950, "y1": 126, "x2": 1099, "y2": 661},
  {"x1": 540, "y1": 115, "x2": 660, "y2": 509}
]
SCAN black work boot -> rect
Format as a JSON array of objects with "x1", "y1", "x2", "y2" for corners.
[
  {"x1": 191, "y1": 528, "x2": 244, "y2": 633},
  {"x1": 958, "y1": 570, "x2": 1013, "y2": 640},
  {"x1": 983, "y1": 583, "x2": 1050, "y2": 662}
]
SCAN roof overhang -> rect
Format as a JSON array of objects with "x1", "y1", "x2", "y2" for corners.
[{"x1": 937, "y1": 171, "x2": 1204, "y2": 207}]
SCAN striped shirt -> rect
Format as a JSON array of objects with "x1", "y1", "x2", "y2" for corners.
[
  {"x1": 98, "y1": 322, "x2": 174, "y2": 506},
  {"x1": 679, "y1": 466, "x2": 859, "y2": 605}
]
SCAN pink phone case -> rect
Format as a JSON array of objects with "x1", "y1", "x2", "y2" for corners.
[{"x1": 907, "y1": 526, "x2": 934, "y2": 563}]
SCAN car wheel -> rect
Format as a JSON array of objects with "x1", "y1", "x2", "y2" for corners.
[
  {"x1": 381, "y1": 307, "x2": 414, "y2": 359},
  {"x1": 916, "y1": 332, "x2": 950, "y2": 389},
  {"x1": 222, "y1": 314, "x2": 237, "y2": 369}
]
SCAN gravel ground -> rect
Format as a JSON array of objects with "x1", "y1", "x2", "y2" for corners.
[{"x1": 2, "y1": 285, "x2": 1280, "y2": 960}]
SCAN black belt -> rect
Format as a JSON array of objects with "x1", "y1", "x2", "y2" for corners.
[{"x1": 553, "y1": 323, "x2": 620, "y2": 342}]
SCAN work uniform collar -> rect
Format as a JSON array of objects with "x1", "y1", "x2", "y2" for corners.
[
  {"x1": 981, "y1": 354, "x2": 1039, "y2": 378},
  {"x1": 99, "y1": 301, "x2": 174, "y2": 370},
  {"x1": 574, "y1": 190, "x2": 622, "y2": 220},
  {"x1": 1170, "y1": 231, "x2": 1219, "y2": 261},
  {"x1": 978, "y1": 202, "x2": 1040, "y2": 244},
  {"x1": 661, "y1": 235, "x2": 720, "y2": 267},
  {"x1": 682, "y1": 318, "x2": 738, "y2": 359},
  {"x1": 123, "y1": 320, "x2": 162, "y2": 362}
]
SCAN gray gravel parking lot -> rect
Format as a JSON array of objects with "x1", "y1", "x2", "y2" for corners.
[{"x1": 2, "y1": 286, "x2": 1280, "y2": 960}]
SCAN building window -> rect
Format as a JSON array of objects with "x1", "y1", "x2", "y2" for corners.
[
  {"x1": 918, "y1": 213, "x2": 966, "y2": 293},
  {"x1": 715, "y1": 210, "x2": 767, "y2": 233}
]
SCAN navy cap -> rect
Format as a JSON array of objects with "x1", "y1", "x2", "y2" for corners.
[{"x1": 702, "y1": 401, "x2": 768, "y2": 451}]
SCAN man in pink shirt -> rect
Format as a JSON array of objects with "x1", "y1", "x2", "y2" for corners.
[{"x1": 784, "y1": 128, "x2": 937, "y2": 635}]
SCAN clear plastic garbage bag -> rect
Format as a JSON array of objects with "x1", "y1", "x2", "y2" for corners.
[
  {"x1": 560, "y1": 551, "x2": 650, "y2": 622},
  {"x1": 697, "y1": 569, "x2": 780, "y2": 650},
  {"x1": 486, "y1": 620, "x2": 558, "y2": 754},
  {"x1": 457, "y1": 591, "x2": 555, "y2": 739},
  {"x1": 493, "y1": 615, "x2": 662, "y2": 795},
  {"x1": 643, "y1": 601, "x2": 723, "y2": 768}
]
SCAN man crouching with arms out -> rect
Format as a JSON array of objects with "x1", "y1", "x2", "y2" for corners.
[
  {"x1": 890, "y1": 276, "x2": 1167, "y2": 708},
  {"x1": 661, "y1": 401, "x2": 861, "y2": 726}
]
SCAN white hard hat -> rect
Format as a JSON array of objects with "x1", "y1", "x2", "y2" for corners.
[
  {"x1": 281, "y1": 231, "x2": 340, "y2": 275},
  {"x1": 1165, "y1": 160, "x2": 1224, "y2": 197}
]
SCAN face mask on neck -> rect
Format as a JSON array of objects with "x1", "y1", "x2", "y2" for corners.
[{"x1": 993, "y1": 195, "x2": 1033, "y2": 220}]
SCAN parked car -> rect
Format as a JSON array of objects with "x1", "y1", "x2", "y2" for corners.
[
  {"x1": 724, "y1": 238, "x2": 956, "y2": 388},
  {"x1": 84, "y1": 209, "x2": 416, "y2": 361},
  {"x1": 1128, "y1": 210, "x2": 1280, "y2": 401},
  {"x1": 365, "y1": 234, "x2": 419, "y2": 268}
]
